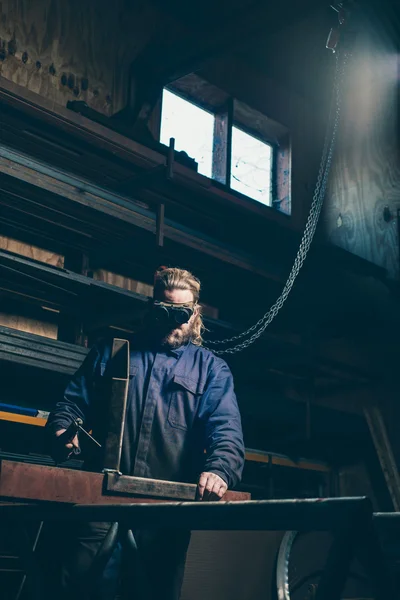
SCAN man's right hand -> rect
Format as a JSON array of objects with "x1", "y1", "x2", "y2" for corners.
[
  {"x1": 52, "y1": 428, "x2": 80, "y2": 462},
  {"x1": 55, "y1": 428, "x2": 79, "y2": 451}
]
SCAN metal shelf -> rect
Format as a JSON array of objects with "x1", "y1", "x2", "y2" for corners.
[{"x1": 0, "y1": 325, "x2": 88, "y2": 375}]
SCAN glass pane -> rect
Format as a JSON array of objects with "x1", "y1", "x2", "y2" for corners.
[
  {"x1": 230, "y1": 126, "x2": 273, "y2": 205},
  {"x1": 160, "y1": 89, "x2": 214, "y2": 178}
]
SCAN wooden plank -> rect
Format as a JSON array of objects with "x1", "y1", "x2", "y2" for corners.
[
  {"x1": 0, "y1": 76, "x2": 164, "y2": 169},
  {"x1": 0, "y1": 235, "x2": 64, "y2": 267},
  {"x1": 0, "y1": 313, "x2": 58, "y2": 339},
  {"x1": 245, "y1": 450, "x2": 330, "y2": 473},
  {"x1": 0, "y1": 76, "x2": 295, "y2": 230},
  {"x1": 0, "y1": 150, "x2": 284, "y2": 281},
  {"x1": 92, "y1": 270, "x2": 153, "y2": 297},
  {"x1": 0, "y1": 248, "x2": 152, "y2": 304},
  {"x1": 0, "y1": 461, "x2": 250, "y2": 504}
]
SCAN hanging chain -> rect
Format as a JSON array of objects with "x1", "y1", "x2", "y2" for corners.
[{"x1": 205, "y1": 51, "x2": 348, "y2": 355}]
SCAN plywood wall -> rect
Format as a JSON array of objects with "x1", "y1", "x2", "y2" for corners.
[
  {"x1": 93, "y1": 269, "x2": 154, "y2": 297},
  {"x1": 0, "y1": 235, "x2": 64, "y2": 267},
  {"x1": 0, "y1": 313, "x2": 58, "y2": 339},
  {"x1": 0, "y1": 0, "x2": 158, "y2": 114},
  {"x1": 323, "y1": 19, "x2": 400, "y2": 278},
  {"x1": 230, "y1": 8, "x2": 400, "y2": 278}
]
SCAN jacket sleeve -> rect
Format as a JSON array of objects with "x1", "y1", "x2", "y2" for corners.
[
  {"x1": 45, "y1": 341, "x2": 108, "y2": 436},
  {"x1": 198, "y1": 361, "x2": 245, "y2": 489}
]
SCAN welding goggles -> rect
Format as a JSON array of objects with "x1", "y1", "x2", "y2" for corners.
[{"x1": 150, "y1": 301, "x2": 195, "y2": 327}]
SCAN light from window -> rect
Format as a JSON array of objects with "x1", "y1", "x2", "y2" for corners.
[
  {"x1": 230, "y1": 126, "x2": 273, "y2": 206},
  {"x1": 160, "y1": 89, "x2": 214, "y2": 178}
]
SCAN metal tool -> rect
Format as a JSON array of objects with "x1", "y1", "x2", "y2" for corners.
[{"x1": 75, "y1": 419, "x2": 102, "y2": 448}]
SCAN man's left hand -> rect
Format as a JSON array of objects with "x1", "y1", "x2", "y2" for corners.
[{"x1": 197, "y1": 472, "x2": 227, "y2": 501}]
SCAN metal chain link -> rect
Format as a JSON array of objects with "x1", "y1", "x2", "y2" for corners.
[{"x1": 206, "y1": 51, "x2": 348, "y2": 355}]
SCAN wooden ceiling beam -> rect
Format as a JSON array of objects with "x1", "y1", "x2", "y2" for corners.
[{"x1": 128, "y1": 0, "x2": 324, "y2": 124}]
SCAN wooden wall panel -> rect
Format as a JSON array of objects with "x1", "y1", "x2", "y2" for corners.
[
  {"x1": 0, "y1": 235, "x2": 64, "y2": 267},
  {"x1": 93, "y1": 269, "x2": 154, "y2": 297},
  {"x1": 0, "y1": 313, "x2": 58, "y2": 339},
  {"x1": 323, "y1": 21, "x2": 400, "y2": 279},
  {"x1": 0, "y1": 0, "x2": 158, "y2": 114}
]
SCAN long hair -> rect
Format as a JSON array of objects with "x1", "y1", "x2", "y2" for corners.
[{"x1": 153, "y1": 267, "x2": 204, "y2": 346}]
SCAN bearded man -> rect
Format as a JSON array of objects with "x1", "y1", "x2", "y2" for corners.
[{"x1": 46, "y1": 267, "x2": 245, "y2": 600}]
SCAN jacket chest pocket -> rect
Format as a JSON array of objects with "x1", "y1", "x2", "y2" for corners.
[{"x1": 167, "y1": 374, "x2": 204, "y2": 431}]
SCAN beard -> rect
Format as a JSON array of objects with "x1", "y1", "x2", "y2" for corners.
[{"x1": 159, "y1": 323, "x2": 194, "y2": 349}]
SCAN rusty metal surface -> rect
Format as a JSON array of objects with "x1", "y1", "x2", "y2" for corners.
[
  {"x1": 106, "y1": 472, "x2": 197, "y2": 501},
  {"x1": 103, "y1": 338, "x2": 130, "y2": 472},
  {"x1": 0, "y1": 461, "x2": 250, "y2": 504},
  {"x1": 105, "y1": 473, "x2": 247, "y2": 502}
]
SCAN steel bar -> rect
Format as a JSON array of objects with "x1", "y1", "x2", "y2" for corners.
[
  {"x1": 0, "y1": 497, "x2": 372, "y2": 531},
  {"x1": 112, "y1": 164, "x2": 165, "y2": 193},
  {"x1": 103, "y1": 339, "x2": 130, "y2": 472},
  {"x1": 0, "y1": 144, "x2": 282, "y2": 281},
  {"x1": 105, "y1": 472, "x2": 197, "y2": 501},
  {"x1": 0, "y1": 460, "x2": 250, "y2": 504}
]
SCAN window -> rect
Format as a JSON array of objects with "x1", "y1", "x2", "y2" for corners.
[
  {"x1": 159, "y1": 85, "x2": 290, "y2": 212},
  {"x1": 230, "y1": 126, "x2": 273, "y2": 206},
  {"x1": 160, "y1": 89, "x2": 214, "y2": 178}
]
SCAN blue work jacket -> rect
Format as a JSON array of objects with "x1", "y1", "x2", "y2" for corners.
[{"x1": 46, "y1": 338, "x2": 245, "y2": 489}]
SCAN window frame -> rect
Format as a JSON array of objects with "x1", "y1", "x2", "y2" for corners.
[
  {"x1": 229, "y1": 121, "x2": 275, "y2": 208},
  {"x1": 156, "y1": 74, "x2": 291, "y2": 216}
]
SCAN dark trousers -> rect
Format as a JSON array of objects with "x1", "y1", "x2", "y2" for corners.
[{"x1": 60, "y1": 522, "x2": 191, "y2": 600}]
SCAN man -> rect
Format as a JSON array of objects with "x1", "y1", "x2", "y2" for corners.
[{"x1": 46, "y1": 266, "x2": 245, "y2": 600}]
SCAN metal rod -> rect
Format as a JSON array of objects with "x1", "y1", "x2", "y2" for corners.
[
  {"x1": 78, "y1": 423, "x2": 102, "y2": 448},
  {"x1": 103, "y1": 339, "x2": 130, "y2": 472},
  {"x1": 0, "y1": 261, "x2": 78, "y2": 296}
]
